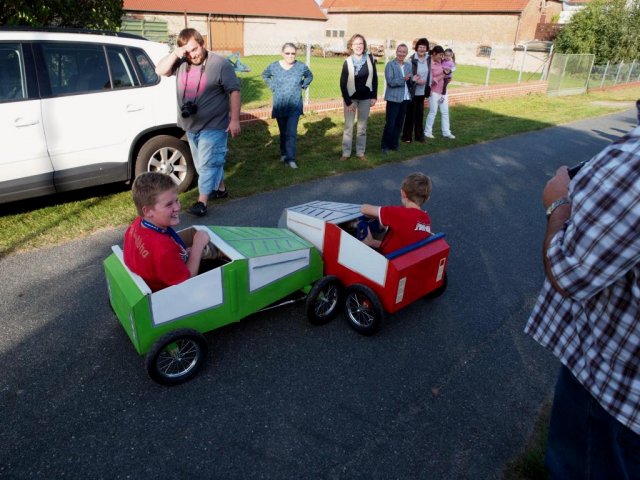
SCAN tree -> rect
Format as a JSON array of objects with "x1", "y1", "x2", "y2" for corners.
[
  {"x1": 0, "y1": 0, "x2": 124, "y2": 31},
  {"x1": 554, "y1": 0, "x2": 640, "y2": 64}
]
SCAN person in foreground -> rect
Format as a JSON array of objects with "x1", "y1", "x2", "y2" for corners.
[
  {"x1": 524, "y1": 100, "x2": 640, "y2": 479},
  {"x1": 155, "y1": 28, "x2": 241, "y2": 217},
  {"x1": 262, "y1": 43, "x2": 314, "y2": 169},
  {"x1": 339, "y1": 33, "x2": 378, "y2": 161},
  {"x1": 123, "y1": 172, "x2": 209, "y2": 292},
  {"x1": 360, "y1": 172, "x2": 432, "y2": 255}
]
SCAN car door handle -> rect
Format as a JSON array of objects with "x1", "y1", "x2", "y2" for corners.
[
  {"x1": 14, "y1": 117, "x2": 40, "y2": 127},
  {"x1": 126, "y1": 104, "x2": 144, "y2": 112}
]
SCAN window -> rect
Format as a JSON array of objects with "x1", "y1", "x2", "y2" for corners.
[
  {"x1": 130, "y1": 47, "x2": 158, "y2": 85},
  {"x1": 326, "y1": 30, "x2": 345, "y2": 38},
  {"x1": 0, "y1": 44, "x2": 27, "y2": 101},
  {"x1": 42, "y1": 43, "x2": 110, "y2": 95},
  {"x1": 107, "y1": 46, "x2": 139, "y2": 89},
  {"x1": 477, "y1": 45, "x2": 492, "y2": 57}
]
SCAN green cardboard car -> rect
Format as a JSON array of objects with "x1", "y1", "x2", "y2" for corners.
[{"x1": 104, "y1": 225, "x2": 323, "y2": 385}]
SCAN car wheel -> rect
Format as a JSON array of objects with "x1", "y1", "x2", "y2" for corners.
[
  {"x1": 344, "y1": 284, "x2": 385, "y2": 336},
  {"x1": 145, "y1": 329, "x2": 207, "y2": 386},
  {"x1": 306, "y1": 275, "x2": 343, "y2": 325},
  {"x1": 135, "y1": 135, "x2": 195, "y2": 194},
  {"x1": 425, "y1": 272, "x2": 448, "y2": 299}
]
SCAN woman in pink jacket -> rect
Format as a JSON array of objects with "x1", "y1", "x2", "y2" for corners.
[{"x1": 424, "y1": 45, "x2": 455, "y2": 140}]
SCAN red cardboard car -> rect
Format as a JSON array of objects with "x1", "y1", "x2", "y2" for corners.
[{"x1": 280, "y1": 201, "x2": 450, "y2": 335}]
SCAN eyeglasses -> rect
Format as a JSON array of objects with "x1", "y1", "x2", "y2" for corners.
[{"x1": 284, "y1": 52, "x2": 296, "y2": 55}]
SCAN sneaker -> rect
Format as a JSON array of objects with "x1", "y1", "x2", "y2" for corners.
[
  {"x1": 339, "y1": 156, "x2": 350, "y2": 161},
  {"x1": 443, "y1": 133, "x2": 456, "y2": 139},
  {"x1": 188, "y1": 201, "x2": 207, "y2": 217},
  {"x1": 281, "y1": 155, "x2": 287, "y2": 162},
  {"x1": 287, "y1": 160, "x2": 298, "y2": 169},
  {"x1": 356, "y1": 155, "x2": 367, "y2": 161},
  {"x1": 212, "y1": 188, "x2": 228, "y2": 199},
  {"x1": 424, "y1": 133, "x2": 435, "y2": 139}
]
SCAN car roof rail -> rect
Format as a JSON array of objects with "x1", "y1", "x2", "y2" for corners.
[{"x1": 0, "y1": 25, "x2": 147, "y2": 40}]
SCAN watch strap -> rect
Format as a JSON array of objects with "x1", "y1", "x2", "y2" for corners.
[{"x1": 546, "y1": 197, "x2": 570, "y2": 219}]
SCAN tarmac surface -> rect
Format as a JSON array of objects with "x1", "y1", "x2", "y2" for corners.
[{"x1": 1, "y1": 107, "x2": 637, "y2": 479}]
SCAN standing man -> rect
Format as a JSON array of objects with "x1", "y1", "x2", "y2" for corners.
[
  {"x1": 525, "y1": 101, "x2": 640, "y2": 478},
  {"x1": 156, "y1": 28, "x2": 241, "y2": 217}
]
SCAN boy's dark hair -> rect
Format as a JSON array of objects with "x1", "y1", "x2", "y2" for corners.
[
  {"x1": 131, "y1": 172, "x2": 176, "y2": 215},
  {"x1": 431, "y1": 45, "x2": 445, "y2": 56},
  {"x1": 177, "y1": 28, "x2": 204, "y2": 47},
  {"x1": 402, "y1": 172, "x2": 432, "y2": 205}
]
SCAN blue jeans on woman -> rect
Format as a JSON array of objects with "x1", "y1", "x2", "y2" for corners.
[
  {"x1": 277, "y1": 115, "x2": 300, "y2": 163},
  {"x1": 546, "y1": 365, "x2": 640, "y2": 479}
]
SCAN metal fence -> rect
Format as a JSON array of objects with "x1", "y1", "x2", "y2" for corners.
[
  {"x1": 546, "y1": 53, "x2": 640, "y2": 96},
  {"x1": 546, "y1": 53, "x2": 595, "y2": 96},
  {"x1": 588, "y1": 60, "x2": 640, "y2": 89}
]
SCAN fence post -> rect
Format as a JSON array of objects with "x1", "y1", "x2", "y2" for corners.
[
  {"x1": 626, "y1": 60, "x2": 635, "y2": 83},
  {"x1": 586, "y1": 54, "x2": 596, "y2": 91},
  {"x1": 542, "y1": 44, "x2": 554, "y2": 80},
  {"x1": 305, "y1": 42, "x2": 311, "y2": 105},
  {"x1": 614, "y1": 61, "x2": 623, "y2": 85},
  {"x1": 600, "y1": 61, "x2": 609, "y2": 88},
  {"x1": 518, "y1": 43, "x2": 527, "y2": 83},
  {"x1": 485, "y1": 47, "x2": 493, "y2": 86}
]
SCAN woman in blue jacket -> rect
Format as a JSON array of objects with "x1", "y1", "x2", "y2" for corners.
[
  {"x1": 381, "y1": 44, "x2": 412, "y2": 153},
  {"x1": 262, "y1": 43, "x2": 314, "y2": 169}
]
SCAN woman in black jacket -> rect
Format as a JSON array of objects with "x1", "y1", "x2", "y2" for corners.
[
  {"x1": 339, "y1": 34, "x2": 378, "y2": 161},
  {"x1": 402, "y1": 38, "x2": 431, "y2": 144}
]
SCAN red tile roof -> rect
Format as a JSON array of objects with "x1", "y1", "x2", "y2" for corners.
[
  {"x1": 124, "y1": 0, "x2": 327, "y2": 20},
  {"x1": 321, "y1": 0, "x2": 532, "y2": 13}
]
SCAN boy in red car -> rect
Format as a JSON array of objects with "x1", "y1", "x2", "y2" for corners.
[
  {"x1": 360, "y1": 172, "x2": 432, "y2": 255},
  {"x1": 124, "y1": 172, "x2": 210, "y2": 291}
]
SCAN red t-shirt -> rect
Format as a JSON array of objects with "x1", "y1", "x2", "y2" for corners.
[
  {"x1": 123, "y1": 217, "x2": 190, "y2": 292},
  {"x1": 378, "y1": 206, "x2": 431, "y2": 255}
]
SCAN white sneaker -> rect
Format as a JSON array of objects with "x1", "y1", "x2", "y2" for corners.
[
  {"x1": 443, "y1": 133, "x2": 456, "y2": 139},
  {"x1": 424, "y1": 132, "x2": 435, "y2": 139},
  {"x1": 287, "y1": 160, "x2": 298, "y2": 169}
]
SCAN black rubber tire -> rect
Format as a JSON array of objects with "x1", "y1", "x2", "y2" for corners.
[
  {"x1": 425, "y1": 272, "x2": 448, "y2": 299},
  {"x1": 145, "y1": 329, "x2": 208, "y2": 386},
  {"x1": 135, "y1": 135, "x2": 195, "y2": 194},
  {"x1": 343, "y1": 284, "x2": 385, "y2": 336},
  {"x1": 305, "y1": 275, "x2": 343, "y2": 325}
]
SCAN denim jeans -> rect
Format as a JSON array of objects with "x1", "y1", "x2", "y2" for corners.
[
  {"x1": 276, "y1": 115, "x2": 300, "y2": 162},
  {"x1": 187, "y1": 129, "x2": 228, "y2": 197},
  {"x1": 381, "y1": 100, "x2": 410, "y2": 151},
  {"x1": 424, "y1": 92, "x2": 452, "y2": 136},
  {"x1": 546, "y1": 365, "x2": 640, "y2": 479},
  {"x1": 342, "y1": 99, "x2": 371, "y2": 157}
]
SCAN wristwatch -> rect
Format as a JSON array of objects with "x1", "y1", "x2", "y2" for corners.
[{"x1": 545, "y1": 197, "x2": 570, "y2": 219}]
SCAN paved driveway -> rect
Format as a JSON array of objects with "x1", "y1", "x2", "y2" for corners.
[{"x1": 1, "y1": 108, "x2": 636, "y2": 479}]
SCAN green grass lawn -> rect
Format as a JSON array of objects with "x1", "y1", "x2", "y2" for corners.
[
  {"x1": 1, "y1": 86, "x2": 638, "y2": 258},
  {"x1": 237, "y1": 55, "x2": 530, "y2": 110}
]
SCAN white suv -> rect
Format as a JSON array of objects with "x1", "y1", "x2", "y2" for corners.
[{"x1": 0, "y1": 27, "x2": 195, "y2": 204}]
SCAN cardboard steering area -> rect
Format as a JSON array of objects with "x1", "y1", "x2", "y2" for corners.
[{"x1": 104, "y1": 201, "x2": 450, "y2": 385}]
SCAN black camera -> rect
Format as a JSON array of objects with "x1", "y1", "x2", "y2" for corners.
[{"x1": 181, "y1": 101, "x2": 198, "y2": 118}]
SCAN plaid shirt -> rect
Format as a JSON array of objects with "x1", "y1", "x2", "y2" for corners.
[{"x1": 525, "y1": 125, "x2": 640, "y2": 435}]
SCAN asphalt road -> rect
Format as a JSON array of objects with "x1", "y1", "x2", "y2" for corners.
[{"x1": 1, "y1": 107, "x2": 637, "y2": 479}]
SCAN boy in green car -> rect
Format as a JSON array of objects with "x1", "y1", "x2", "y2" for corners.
[{"x1": 123, "y1": 172, "x2": 209, "y2": 291}]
